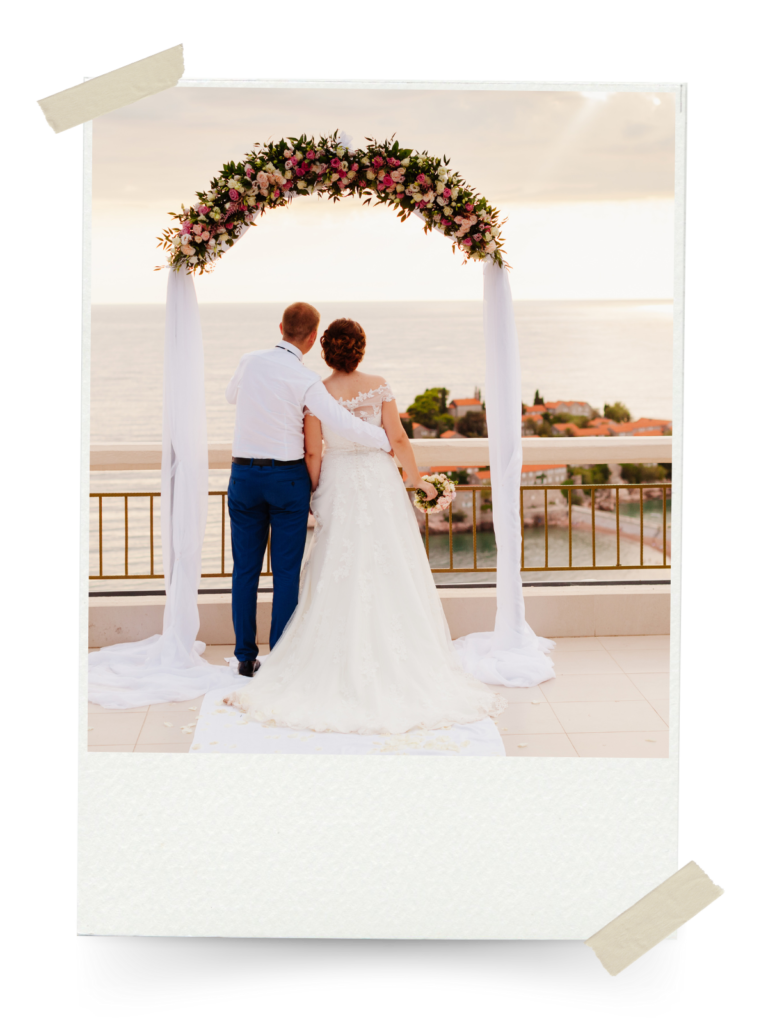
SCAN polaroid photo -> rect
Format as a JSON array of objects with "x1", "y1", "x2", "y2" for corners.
[{"x1": 80, "y1": 79, "x2": 683, "y2": 939}]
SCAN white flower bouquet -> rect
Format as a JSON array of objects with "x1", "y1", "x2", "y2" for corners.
[{"x1": 413, "y1": 473, "x2": 457, "y2": 515}]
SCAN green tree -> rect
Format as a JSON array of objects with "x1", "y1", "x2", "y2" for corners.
[
  {"x1": 567, "y1": 464, "x2": 611, "y2": 486},
  {"x1": 619, "y1": 463, "x2": 669, "y2": 484},
  {"x1": 457, "y1": 410, "x2": 487, "y2": 437},
  {"x1": 604, "y1": 401, "x2": 631, "y2": 423},
  {"x1": 399, "y1": 416, "x2": 414, "y2": 439},
  {"x1": 407, "y1": 387, "x2": 451, "y2": 430},
  {"x1": 533, "y1": 389, "x2": 545, "y2": 406},
  {"x1": 530, "y1": 418, "x2": 553, "y2": 437},
  {"x1": 446, "y1": 469, "x2": 469, "y2": 485}
]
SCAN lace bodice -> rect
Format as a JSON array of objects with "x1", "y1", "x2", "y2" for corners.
[{"x1": 323, "y1": 383, "x2": 395, "y2": 452}]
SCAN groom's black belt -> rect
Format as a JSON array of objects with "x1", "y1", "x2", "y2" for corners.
[{"x1": 232, "y1": 456, "x2": 305, "y2": 466}]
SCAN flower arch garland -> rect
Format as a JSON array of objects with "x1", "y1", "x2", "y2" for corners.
[{"x1": 157, "y1": 132, "x2": 507, "y2": 273}]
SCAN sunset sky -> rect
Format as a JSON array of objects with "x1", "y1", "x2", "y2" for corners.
[{"x1": 91, "y1": 85, "x2": 676, "y2": 303}]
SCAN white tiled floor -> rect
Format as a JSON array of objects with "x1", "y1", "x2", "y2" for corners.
[{"x1": 87, "y1": 636, "x2": 670, "y2": 758}]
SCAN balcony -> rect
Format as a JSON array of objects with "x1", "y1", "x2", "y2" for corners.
[{"x1": 88, "y1": 435, "x2": 672, "y2": 757}]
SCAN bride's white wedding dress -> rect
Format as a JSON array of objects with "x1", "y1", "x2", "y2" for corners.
[{"x1": 229, "y1": 383, "x2": 506, "y2": 734}]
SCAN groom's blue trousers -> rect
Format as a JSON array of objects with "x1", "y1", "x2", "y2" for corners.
[{"x1": 228, "y1": 460, "x2": 311, "y2": 662}]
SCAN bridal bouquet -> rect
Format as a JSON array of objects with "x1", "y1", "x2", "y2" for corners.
[
  {"x1": 157, "y1": 131, "x2": 507, "y2": 274},
  {"x1": 413, "y1": 473, "x2": 457, "y2": 515}
]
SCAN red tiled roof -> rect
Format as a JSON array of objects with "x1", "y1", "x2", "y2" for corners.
[
  {"x1": 525, "y1": 404, "x2": 547, "y2": 413},
  {"x1": 427, "y1": 466, "x2": 460, "y2": 473},
  {"x1": 522, "y1": 464, "x2": 567, "y2": 472},
  {"x1": 449, "y1": 398, "x2": 483, "y2": 406},
  {"x1": 474, "y1": 469, "x2": 491, "y2": 480},
  {"x1": 440, "y1": 430, "x2": 462, "y2": 438}
]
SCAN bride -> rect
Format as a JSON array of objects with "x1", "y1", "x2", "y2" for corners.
[{"x1": 226, "y1": 318, "x2": 505, "y2": 734}]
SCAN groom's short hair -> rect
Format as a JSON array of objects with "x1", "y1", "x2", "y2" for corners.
[{"x1": 282, "y1": 302, "x2": 321, "y2": 342}]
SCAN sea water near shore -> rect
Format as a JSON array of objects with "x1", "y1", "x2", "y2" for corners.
[{"x1": 89, "y1": 300, "x2": 673, "y2": 590}]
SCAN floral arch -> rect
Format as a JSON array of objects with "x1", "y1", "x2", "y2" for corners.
[{"x1": 157, "y1": 132, "x2": 506, "y2": 274}]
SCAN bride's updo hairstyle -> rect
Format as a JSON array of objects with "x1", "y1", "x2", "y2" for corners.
[{"x1": 320, "y1": 318, "x2": 366, "y2": 373}]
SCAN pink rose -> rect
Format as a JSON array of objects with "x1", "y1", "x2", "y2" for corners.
[
  {"x1": 382, "y1": 174, "x2": 393, "y2": 187},
  {"x1": 181, "y1": 220, "x2": 192, "y2": 233},
  {"x1": 198, "y1": 205, "x2": 209, "y2": 215},
  {"x1": 245, "y1": 167, "x2": 254, "y2": 178},
  {"x1": 330, "y1": 157, "x2": 341, "y2": 169},
  {"x1": 229, "y1": 188, "x2": 239, "y2": 200},
  {"x1": 377, "y1": 182, "x2": 386, "y2": 191},
  {"x1": 387, "y1": 157, "x2": 400, "y2": 167},
  {"x1": 466, "y1": 203, "x2": 474, "y2": 211},
  {"x1": 351, "y1": 162, "x2": 359, "y2": 171},
  {"x1": 372, "y1": 156, "x2": 384, "y2": 168},
  {"x1": 306, "y1": 150, "x2": 315, "y2": 159},
  {"x1": 443, "y1": 188, "x2": 451, "y2": 199},
  {"x1": 416, "y1": 173, "x2": 427, "y2": 184}
]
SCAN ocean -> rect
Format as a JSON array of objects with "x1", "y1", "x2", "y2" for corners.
[{"x1": 89, "y1": 300, "x2": 673, "y2": 590}]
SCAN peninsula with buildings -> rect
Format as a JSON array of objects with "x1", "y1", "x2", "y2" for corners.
[{"x1": 401, "y1": 387, "x2": 672, "y2": 536}]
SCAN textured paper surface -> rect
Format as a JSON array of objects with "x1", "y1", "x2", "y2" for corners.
[
  {"x1": 38, "y1": 44, "x2": 183, "y2": 133},
  {"x1": 78, "y1": 80, "x2": 686, "y2": 938},
  {"x1": 586, "y1": 861, "x2": 723, "y2": 974}
]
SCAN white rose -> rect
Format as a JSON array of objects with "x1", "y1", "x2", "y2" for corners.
[
  {"x1": 297, "y1": 180, "x2": 307, "y2": 189},
  {"x1": 401, "y1": 157, "x2": 410, "y2": 167},
  {"x1": 336, "y1": 146, "x2": 344, "y2": 157},
  {"x1": 341, "y1": 161, "x2": 348, "y2": 171},
  {"x1": 366, "y1": 169, "x2": 376, "y2": 180},
  {"x1": 284, "y1": 170, "x2": 293, "y2": 179},
  {"x1": 284, "y1": 149, "x2": 292, "y2": 157},
  {"x1": 295, "y1": 151, "x2": 303, "y2": 160},
  {"x1": 451, "y1": 187, "x2": 459, "y2": 198}
]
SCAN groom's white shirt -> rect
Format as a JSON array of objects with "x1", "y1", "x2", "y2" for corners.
[{"x1": 226, "y1": 340, "x2": 392, "y2": 460}]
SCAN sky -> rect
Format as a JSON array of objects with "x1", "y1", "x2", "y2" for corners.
[{"x1": 91, "y1": 85, "x2": 676, "y2": 303}]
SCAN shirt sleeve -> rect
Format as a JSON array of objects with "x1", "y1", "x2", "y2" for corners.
[
  {"x1": 304, "y1": 380, "x2": 392, "y2": 452},
  {"x1": 225, "y1": 357, "x2": 246, "y2": 405}
]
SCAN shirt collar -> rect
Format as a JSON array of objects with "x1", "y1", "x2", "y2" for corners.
[{"x1": 277, "y1": 340, "x2": 304, "y2": 363}]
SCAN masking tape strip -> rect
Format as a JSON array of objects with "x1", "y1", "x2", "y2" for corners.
[
  {"x1": 585, "y1": 861, "x2": 723, "y2": 975},
  {"x1": 38, "y1": 44, "x2": 184, "y2": 133}
]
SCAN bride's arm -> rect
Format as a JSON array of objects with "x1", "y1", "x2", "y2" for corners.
[
  {"x1": 380, "y1": 400, "x2": 438, "y2": 501},
  {"x1": 304, "y1": 414, "x2": 323, "y2": 491}
]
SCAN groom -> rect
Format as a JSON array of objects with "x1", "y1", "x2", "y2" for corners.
[{"x1": 225, "y1": 302, "x2": 392, "y2": 676}]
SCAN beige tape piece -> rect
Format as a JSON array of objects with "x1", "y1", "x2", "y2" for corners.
[
  {"x1": 586, "y1": 862, "x2": 723, "y2": 975},
  {"x1": 38, "y1": 44, "x2": 184, "y2": 133}
]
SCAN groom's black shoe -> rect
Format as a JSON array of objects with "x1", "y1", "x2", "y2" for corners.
[{"x1": 237, "y1": 659, "x2": 260, "y2": 677}]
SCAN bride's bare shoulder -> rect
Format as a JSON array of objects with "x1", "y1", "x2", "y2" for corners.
[{"x1": 356, "y1": 373, "x2": 387, "y2": 390}]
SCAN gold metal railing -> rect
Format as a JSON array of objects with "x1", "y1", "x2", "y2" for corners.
[
  {"x1": 519, "y1": 483, "x2": 671, "y2": 572},
  {"x1": 89, "y1": 483, "x2": 670, "y2": 581}
]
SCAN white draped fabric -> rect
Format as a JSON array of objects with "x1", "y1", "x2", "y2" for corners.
[
  {"x1": 452, "y1": 262, "x2": 555, "y2": 686},
  {"x1": 89, "y1": 253, "x2": 553, "y2": 709},
  {"x1": 88, "y1": 269, "x2": 230, "y2": 708}
]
